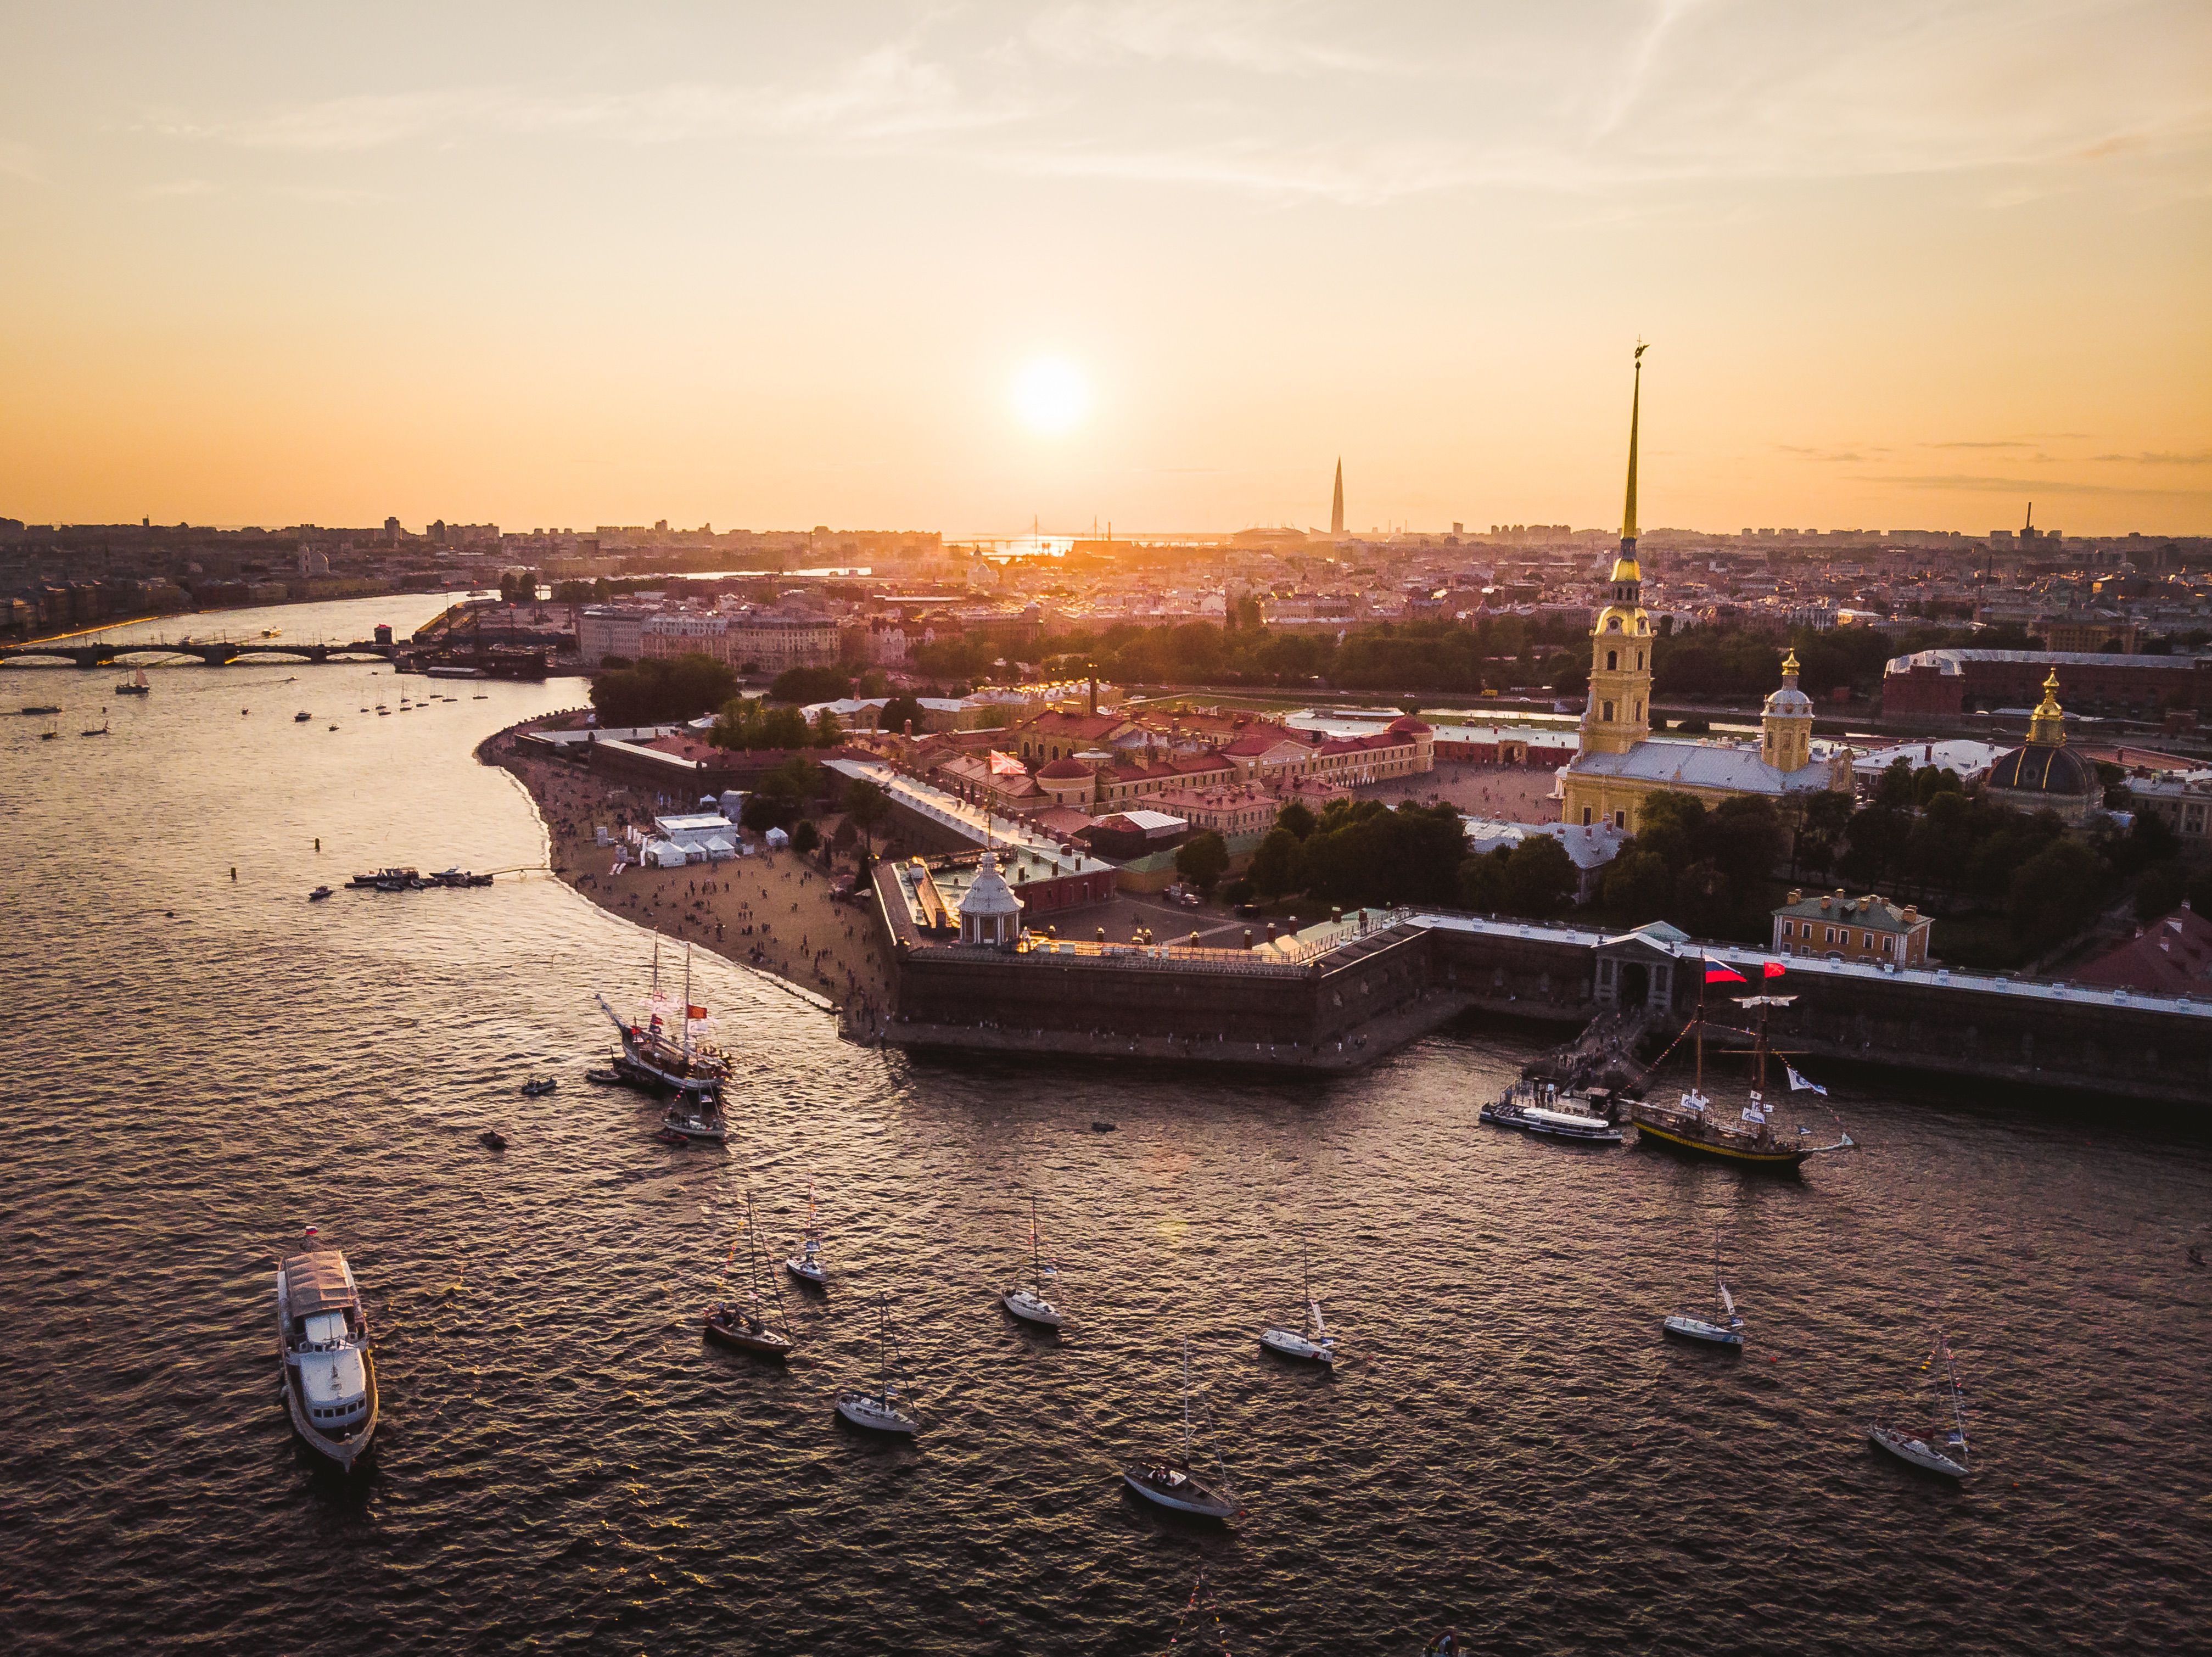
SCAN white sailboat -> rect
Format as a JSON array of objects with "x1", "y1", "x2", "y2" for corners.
[
  {"x1": 835, "y1": 1294, "x2": 919, "y2": 1435},
  {"x1": 1258, "y1": 1234, "x2": 1337, "y2": 1364},
  {"x1": 703, "y1": 1192, "x2": 794, "y2": 1359},
  {"x1": 785, "y1": 1180, "x2": 827, "y2": 1285},
  {"x1": 1869, "y1": 1328, "x2": 1974, "y2": 1479},
  {"x1": 1122, "y1": 1339, "x2": 1240, "y2": 1521},
  {"x1": 1001, "y1": 1195, "x2": 1065, "y2": 1329},
  {"x1": 1662, "y1": 1227, "x2": 1746, "y2": 1347}
]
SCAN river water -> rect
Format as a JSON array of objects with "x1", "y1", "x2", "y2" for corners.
[{"x1": 2, "y1": 596, "x2": 2206, "y2": 1655}]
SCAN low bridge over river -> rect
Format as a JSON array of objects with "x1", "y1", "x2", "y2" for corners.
[{"x1": 0, "y1": 639, "x2": 395, "y2": 669}]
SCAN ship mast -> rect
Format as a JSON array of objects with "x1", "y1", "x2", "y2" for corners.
[{"x1": 682, "y1": 944, "x2": 693, "y2": 1060}]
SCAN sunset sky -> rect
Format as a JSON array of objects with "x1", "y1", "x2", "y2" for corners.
[{"x1": 3, "y1": 2, "x2": 2207, "y2": 536}]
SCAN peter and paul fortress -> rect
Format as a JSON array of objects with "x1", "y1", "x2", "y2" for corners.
[{"x1": 1558, "y1": 346, "x2": 1852, "y2": 833}]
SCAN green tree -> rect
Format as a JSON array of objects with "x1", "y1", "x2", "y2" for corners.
[
  {"x1": 589, "y1": 653, "x2": 738, "y2": 725},
  {"x1": 1498, "y1": 835, "x2": 1578, "y2": 917},
  {"x1": 1275, "y1": 800, "x2": 1317, "y2": 841},
  {"x1": 769, "y1": 664, "x2": 853, "y2": 704},
  {"x1": 1793, "y1": 790, "x2": 1853, "y2": 878},
  {"x1": 1875, "y1": 757, "x2": 1917, "y2": 809},
  {"x1": 878, "y1": 693, "x2": 927, "y2": 736},
  {"x1": 842, "y1": 776, "x2": 892, "y2": 853},
  {"x1": 1248, "y1": 827, "x2": 1302, "y2": 900},
  {"x1": 1174, "y1": 831, "x2": 1231, "y2": 895},
  {"x1": 1600, "y1": 849, "x2": 1674, "y2": 922},
  {"x1": 1913, "y1": 765, "x2": 1965, "y2": 807},
  {"x1": 2135, "y1": 861, "x2": 2188, "y2": 922},
  {"x1": 2007, "y1": 838, "x2": 2108, "y2": 954},
  {"x1": 791, "y1": 820, "x2": 821, "y2": 855}
]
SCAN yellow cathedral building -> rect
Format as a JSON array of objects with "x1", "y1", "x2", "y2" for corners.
[{"x1": 1558, "y1": 348, "x2": 1852, "y2": 834}]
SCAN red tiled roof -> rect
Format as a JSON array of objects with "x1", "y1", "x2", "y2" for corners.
[{"x1": 2072, "y1": 905, "x2": 2212, "y2": 997}]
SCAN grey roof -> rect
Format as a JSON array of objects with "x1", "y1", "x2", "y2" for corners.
[
  {"x1": 1565, "y1": 739, "x2": 1831, "y2": 795},
  {"x1": 1885, "y1": 648, "x2": 2200, "y2": 676}
]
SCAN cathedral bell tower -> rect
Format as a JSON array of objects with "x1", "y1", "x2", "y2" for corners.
[
  {"x1": 1581, "y1": 344, "x2": 1654, "y2": 758},
  {"x1": 1761, "y1": 650, "x2": 1814, "y2": 773}
]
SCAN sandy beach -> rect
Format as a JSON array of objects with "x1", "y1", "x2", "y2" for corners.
[{"x1": 484, "y1": 730, "x2": 896, "y2": 1027}]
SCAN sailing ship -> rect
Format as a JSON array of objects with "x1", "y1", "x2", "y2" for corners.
[
  {"x1": 1628, "y1": 971, "x2": 1852, "y2": 1172},
  {"x1": 785, "y1": 1181, "x2": 827, "y2": 1284},
  {"x1": 1662, "y1": 1227, "x2": 1745, "y2": 1347},
  {"x1": 275, "y1": 1227, "x2": 379, "y2": 1471},
  {"x1": 1869, "y1": 1329, "x2": 1974, "y2": 1479},
  {"x1": 115, "y1": 669, "x2": 149, "y2": 696},
  {"x1": 704, "y1": 1194, "x2": 794, "y2": 1359},
  {"x1": 1258, "y1": 1233, "x2": 1337, "y2": 1364},
  {"x1": 1480, "y1": 1080, "x2": 1625, "y2": 1144},
  {"x1": 835, "y1": 1295, "x2": 919, "y2": 1434},
  {"x1": 595, "y1": 941, "x2": 731, "y2": 1101},
  {"x1": 1001, "y1": 1196, "x2": 1064, "y2": 1329},
  {"x1": 1122, "y1": 1339, "x2": 1240, "y2": 1520}
]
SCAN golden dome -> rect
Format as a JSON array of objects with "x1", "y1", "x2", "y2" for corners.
[{"x1": 1780, "y1": 648, "x2": 1800, "y2": 678}]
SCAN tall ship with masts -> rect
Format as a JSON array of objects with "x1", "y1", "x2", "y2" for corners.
[
  {"x1": 596, "y1": 941, "x2": 731, "y2": 1101},
  {"x1": 1627, "y1": 966, "x2": 1853, "y2": 1172}
]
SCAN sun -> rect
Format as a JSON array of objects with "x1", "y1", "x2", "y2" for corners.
[{"x1": 1010, "y1": 356, "x2": 1090, "y2": 435}]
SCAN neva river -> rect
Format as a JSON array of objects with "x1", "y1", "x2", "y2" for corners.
[{"x1": 2, "y1": 596, "x2": 2206, "y2": 1654}]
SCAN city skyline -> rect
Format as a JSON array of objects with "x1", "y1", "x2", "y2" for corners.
[{"x1": 2, "y1": 2, "x2": 2208, "y2": 535}]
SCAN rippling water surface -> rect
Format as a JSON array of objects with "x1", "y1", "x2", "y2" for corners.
[{"x1": 2, "y1": 597, "x2": 2207, "y2": 1654}]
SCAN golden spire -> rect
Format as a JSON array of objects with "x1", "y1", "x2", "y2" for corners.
[
  {"x1": 1781, "y1": 648, "x2": 1800, "y2": 678},
  {"x1": 1621, "y1": 341, "x2": 1645, "y2": 545},
  {"x1": 2028, "y1": 669, "x2": 2066, "y2": 746}
]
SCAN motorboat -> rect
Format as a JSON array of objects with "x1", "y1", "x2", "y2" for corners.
[
  {"x1": 307, "y1": 886, "x2": 334, "y2": 901},
  {"x1": 479, "y1": 1129, "x2": 508, "y2": 1151},
  {"x1": 348, "y1": 867, "x2": 419, "y2": 889},
  {"x1": 835, "y1": 1296, "x2": 918, "y2": 1434},
  {"x1": 1662, "y1": 1227, "x2": 1745, "y2": 1347},
  {"x1": 786, "y1": 1182, "x2": 828, "y2": 1284},
  {"x1": 660, "y1": 1105, "x2": 727, "y2": 1144},
  {"x1": 1122, "y1": 1340, "x2": 1239, "y2": 1521},
  {"x1": 1259, "y1": 1235, "x2": 1337, "y2": 1365},
  {"x1": 585, "y1": 1068, "x2": 626, "y2": 1086},
  {"x1": 1480, "y1": 1081, "x2": 1625, "y2": 1143},
  {"x1": 276, "y1": 1229, "x2": 379, "y2": 1471},
  {"x1": 1091, "y1": 1121, "x2": 1117, "y2": 1133},
  {"x1": 20, "y1": 703, "x2": 61, "y2": 715},
  {"x1": 294, "y1": 711, "x2": 312, "y2": 723},
  {"x1": 520, "y1": 1078, "x2": 558, "y2": 1097},
  {"x1": 1001, "y1": 1196, "x2": 1065, "y2": 1329}
]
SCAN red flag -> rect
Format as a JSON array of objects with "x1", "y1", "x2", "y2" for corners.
[
  {"x1": 1761, "y1": 960, "x2": 1786, "y2": 978},
  {"x1": 1705, "y1": 959, "x2": 1748, "y2": 984},
  {"x1": 687, "y1": 1003, "x2": 708, "y2": 1020}
]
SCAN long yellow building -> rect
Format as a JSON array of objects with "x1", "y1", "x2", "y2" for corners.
[{"x1": 1559, "y1": 349, "x2": 1851, "y2": 833}]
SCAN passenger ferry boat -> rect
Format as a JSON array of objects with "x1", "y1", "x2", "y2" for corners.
[
  {"x1": 596, "y1": 942, "x2": 731, "y2": 1102},
  {"x1": 1480, "y1": 1081, "x2": 1625, "y2": 1144},
  {"x1": 275, "y1": 1229, "x2": 379, "y2": 1471}
]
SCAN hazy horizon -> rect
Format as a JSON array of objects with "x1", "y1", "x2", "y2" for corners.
[{"x1": 3, "y1": 2, "x2": 2207, "y2": 536}]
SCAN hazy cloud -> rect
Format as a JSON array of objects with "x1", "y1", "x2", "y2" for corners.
[
  {"x1": 1861, "y1": 472, "x2": 2211, "y2": 497},
  {"x1": 2090, "y1": 449, "x2": 2212, "y2": 466},
  {"x1": 1024, "y1": 2, "x2": 1403, "y2": 77}
]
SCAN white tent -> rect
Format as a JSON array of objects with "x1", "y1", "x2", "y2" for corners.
[
  {"x1": 644, "y1": 839, "x2": 688, "y2": 869},
  {"x1": 703, "y1": 833, "x2": 736, "y2": 859},
  {"x1": 764, "y1": 826, "x2": 791, "y2": 849}
]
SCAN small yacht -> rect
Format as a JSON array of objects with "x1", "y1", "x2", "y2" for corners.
[
  {"x1": 294, "y1": 710, "x2": 312, "y2": 723},
  {"x1": 660, "y1": 1104, "x2": 727, "y2": 1143},
  {"x1": 1258, "y1": 1235, "x2": 1337, "y2": 1365},
  {"x1": 307, "y1": 885, "x2": 333, "y2": 902},
  {"x1": 704, "y1": 1195, "x2": 796, "y2": 1359},
  {"x1": 835, "y1": 1296, "x2": 918, "y2": 1435},
  {"x1": 1001, "y1": 1196, "x2": 1064, "y2": 1329},
  {"x1": 1869, "y1": 1329, "x2": 1974, "y2": 1480},
  {"x1": 1662, "y1": 1228, "x2": 1746, "y2": 1347},
  {"x1": 520, "y1": 1078, "x2": 558, "y2": 1097},
  {"x1": 786, "y1": 1182, "x2": 827, "y2": 1285},
  {"x1": 276, "y1": 1229, "x2": 379, "y2": 1471},
  {"x1": 1122, "y1": 1339, "x2": 1239, "y2": 1520}
]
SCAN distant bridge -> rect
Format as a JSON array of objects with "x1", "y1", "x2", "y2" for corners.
[{"x1": 0, "y1": 639, "x2": 397, "y2": 669}]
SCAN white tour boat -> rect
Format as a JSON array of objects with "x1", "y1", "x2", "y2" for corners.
[
  {"x1": 276, "y1": 1228, "x2": 379, "y2": 1471},
  {"x1": 1479, "y1": 1081, "x2": 1625, "y2": 1144}
]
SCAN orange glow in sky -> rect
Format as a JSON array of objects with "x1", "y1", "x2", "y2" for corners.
[{"x1": 1, "y1": 2, "x2": 2207, "y2": 535}]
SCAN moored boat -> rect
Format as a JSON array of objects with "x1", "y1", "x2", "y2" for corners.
[
  {"x1": 595, "y1": 942, "x2": 730, "y2": 1102},
  {"x1": 307, "y1": 885, "x2": 333, "y2": 901},
  {"x1": 1869, "y1": 1329, "x2": 1974, "y2": 1480},
  {"x1": 1122, "y1": 1339, "x2": 1240, "y2": 1520},
  {"x1": 276, "y1": 1229, "x2": 379, "y2": 1471},
  {"x1": 1258, "y1": 1233, "x2": 1337, "y2": 1364},
  {"x1": 703, "y1": 1194, "x2": 796, "y2": 1359},
  {"x1": 1662, "y1": 1227, "x2": 1746, "y2": 1347},
  {"x1": 1001, "y1": 1195, "x2": 1065, "y2": 1329},
  {"x1": 835, "y1": 1295, "x2": 919, "y2": 1434},
  {"x1": 1480, "y1": 1081, "x2": 1625, "y2": 1144},
  {"x1": 786, "y1": 1180, "x2": 828, "y2": 1284}
]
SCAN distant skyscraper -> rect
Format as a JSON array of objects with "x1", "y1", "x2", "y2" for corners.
[{"x1": 1330, "y1": 458, "x2": 1344, "y2": 537}]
